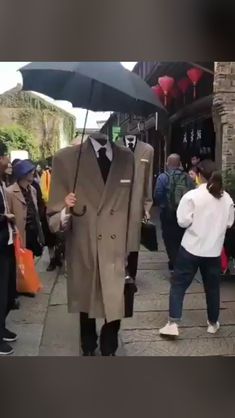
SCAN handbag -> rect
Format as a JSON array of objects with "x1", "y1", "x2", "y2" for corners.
[
  {"x1": 14, "y1": 233, "x2": 43, "y2": 295},
  {"x1": 141, "y1": 220, "x2": 158, "y2": 252},
  {"x1": 221, "y1": 247, "x2": 229, "y2": 274}
]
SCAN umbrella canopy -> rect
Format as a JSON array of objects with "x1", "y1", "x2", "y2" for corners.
[{"x1": 19, "y1": 62, "x2": 166, "y2": 117}]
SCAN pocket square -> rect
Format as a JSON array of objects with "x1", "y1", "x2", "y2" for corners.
[
  {"x1": 120, "y1": 179, "x2": 131, "y2": 183},
  {"x1": 141, "y1": 158, "x2": 149, "y2": 163}
]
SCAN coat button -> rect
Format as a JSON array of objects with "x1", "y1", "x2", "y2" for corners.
[
  {"x1": 111, "y1": 234, "x2": 116, "y2": 239},
  {"x1": 110, "y1": 209, "x2": 114, "y2": 215},
  {"x1": 98, "y1": 234, "x2": 102, "y2": 240}
]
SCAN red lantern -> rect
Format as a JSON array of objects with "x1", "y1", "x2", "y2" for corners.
[
  {"x1": 152, "y1": 85, "x2": 164, "y2": 100},
  {"x1": 177, "y1": 78, "x2": 191, "y2": 104},
  {"x1": 158, "y1": 76, "x2": 175, "y2": 106},
  {"x1": 187, "y1": 67, "x2": 203, "y2": 99}
]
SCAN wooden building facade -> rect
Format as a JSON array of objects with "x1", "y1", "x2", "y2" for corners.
[{"x1": 102, "y1": 62, "x2": 216, "y2": 184}]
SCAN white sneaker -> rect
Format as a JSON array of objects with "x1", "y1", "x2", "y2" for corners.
[
  {"x1": 207, "y1": 321, "x2": 220, "y2": 334},
  {"x1": 159, "y1": 322, "x2": 179, "y2": 337}
]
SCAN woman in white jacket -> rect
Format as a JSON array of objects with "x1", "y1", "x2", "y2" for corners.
[{"x1": 160, "y1": 160, "x2": 235, "y2": 337}]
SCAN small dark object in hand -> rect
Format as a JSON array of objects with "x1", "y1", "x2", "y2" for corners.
[{"x1": 141, "y1": 221, "x2": 158, "y2": 252}]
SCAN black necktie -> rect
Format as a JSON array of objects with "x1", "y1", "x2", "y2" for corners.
[
  {"x1": 128, "y1": 142, "x2": 134, "y2": 152},
  {"x1": 97, "y1": 147, "x2": 111, "y2": 183}
]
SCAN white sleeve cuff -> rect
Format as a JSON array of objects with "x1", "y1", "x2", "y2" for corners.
[{"x1": 61, "y1": 207, "x2": 71, "y2": 229}]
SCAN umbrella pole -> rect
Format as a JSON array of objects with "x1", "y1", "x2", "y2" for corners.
[
  {"x1": 72, "y1": 108, "x2": 89, "y2": 193},
  {"x1": 71, "y1": 109, "x2": 89, "y2": 217},
  {"x1": 71, "y1": 81, "x2": 94, "y2": 217}
]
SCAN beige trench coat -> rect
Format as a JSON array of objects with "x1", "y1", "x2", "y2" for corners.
[
  {"x1": 116, "y1": 139, "x2": 154, "y2": 251},
  {"x1": 47, "y1": 138, "x2": 134, "y2": 322},
  {"x1": 7, "y1": 182, "x2": 39, "y2": 247}
]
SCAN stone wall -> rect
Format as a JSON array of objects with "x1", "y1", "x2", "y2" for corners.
[
  {"x1": 0, "y1": 88, "x2": 75, "y2": 161},
  {"x1": 213, "y1": 62, "x2": 235, "y2": 172}
]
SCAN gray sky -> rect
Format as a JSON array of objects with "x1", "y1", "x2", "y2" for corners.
[{"x1": 0, "y1": 62, "x2": 137, "y2": 129}]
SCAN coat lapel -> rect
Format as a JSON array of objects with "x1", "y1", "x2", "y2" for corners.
[
  {"x1": 133, "y1": 140, "x2": 143, "y2": 171},
  {"x1": 77, "y1": 139, "x2": 105, "y2": 208},
  {"x1": 11, "y1": 183, "x2": 26, "y2": 205},
  {"x1": 98, "y1": 144, "x2": 121, "y2": 212}
]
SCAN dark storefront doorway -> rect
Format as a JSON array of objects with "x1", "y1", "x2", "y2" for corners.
[{"x1": 170, "y1": 116, "x2": 216, "y2": 171}]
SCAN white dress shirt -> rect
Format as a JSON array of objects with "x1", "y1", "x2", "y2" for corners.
[
  {"x1": 90, "y1": 137, "x2": 113, "y2": 161},
  {"x1": 124, "y1": 136, "x2": 137, "y2": 150},
  {"x1": 177, "y1": 183, "x2": 235, "y2": 257},
  {"x1": 0, "y1": 183, "x2": 13, "y2": 245}
]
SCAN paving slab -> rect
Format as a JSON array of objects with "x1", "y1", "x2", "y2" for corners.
[
  {"x1": 39, "y1": 305, "x2": 79, "y2": 356},
  {"x1": 50, "y1": 274, "x2": 67, "y2": 306},
  {"x1": 122, "y1": 308, "x2": 235, "y2": 330},
  {"x1": 9, "y1": 250, "x2": 58, "y2": 357},
  {"x1": 134, "y1": 293, "x2": 228, "y2": 312},
  {"x1": 121, "y1": 325, "x2": 235, "y2": 343},
  {"x1": 39, "y1": 274, "x2": 80, "y2": 356},
  {"x1": 8, "y1": 324, "x2": 43, "y2": 356},
  {"x1": 123, "y1": 337, "x2": 235, "y2": 356},
  {"x1": 120, "y1": 219, "x2": 235, "y2": 356}
]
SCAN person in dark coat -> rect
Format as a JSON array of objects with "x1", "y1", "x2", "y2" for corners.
[{"x1": 0, "y1": 140, "x2": 18, "y2": 355}]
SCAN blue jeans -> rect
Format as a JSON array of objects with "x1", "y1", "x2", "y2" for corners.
[
  {"x1": 169, "y1": 246, "x2": 221, "y2": 324},
  {"x1": 160, "y1": 209, "x2": 185, "y2": 270}
]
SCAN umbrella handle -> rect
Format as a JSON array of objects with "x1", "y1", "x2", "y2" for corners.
[{"x1": 70, "y1": 205, "x2": 87, "y2": 217}]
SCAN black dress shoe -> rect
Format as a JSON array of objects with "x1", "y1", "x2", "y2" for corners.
[
  {"x1": 56, "y1": 259, "x2": 63, "y2": 268},
  {"x1": 101, "y1": 353, "x2": 116, "y2": 356},
  {"x1": 47, "y1": 259, "x2": 57, "y2": 272},
  {"x1": 82, "y1": 351, "x2": 96, "y2": 356}
]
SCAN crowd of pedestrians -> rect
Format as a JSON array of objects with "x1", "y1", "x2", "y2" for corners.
[
  {"x1": 0, "y1": 134, "x2": 234, "y2": 355},
  {"x1": 154, "y1": 154, "x2": 235, "y2": 337},
  {"x1": 0, "y1": 140, "x2": 64, "y2": 355}
]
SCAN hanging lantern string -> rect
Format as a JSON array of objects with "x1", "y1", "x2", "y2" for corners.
[
  {"x1": 158, "y1": 76, "x2": 175, "y2": 108},
  {"x1": 177, "y1": 78, "x2": 191, "y2": 105},
  {"x1": 187, "y1": 67, "x2": 203, "y2": 99}
]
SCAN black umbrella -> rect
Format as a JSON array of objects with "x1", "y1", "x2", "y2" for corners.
[
  {"x1": 19, "y1": 62, "x2": 167, "y2": 216},
  {"x1": 20, "y1": 62, "x2": 166, "y2": 116}
]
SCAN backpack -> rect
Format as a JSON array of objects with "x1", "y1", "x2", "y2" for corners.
[{"x1": 166, "y1": 171, "x2": 191, "y2": 212}]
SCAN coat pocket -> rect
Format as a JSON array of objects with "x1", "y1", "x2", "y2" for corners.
[{"x1": 140, "y1": 158, "x2": 149, "y2": 163}]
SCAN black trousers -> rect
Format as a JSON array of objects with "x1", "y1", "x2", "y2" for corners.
[
  {"x1": 0, "y1": 245, "x2": 16, "y2": 341},
  {"x1": 26, "y1": 227, "x2": 43, "y2": 257},
  {"x1": 80, "y1": 313, "x2": 121, "y2": 356},
  {"x1": 169, "y1": 246, "x2": 221, "y2": 323},
  {"x1": 160, "y1": 210, "x2": 185, "y2": 270},
  {"x1": 127, "y1": 252, "x2": 139, "y2": 279}
]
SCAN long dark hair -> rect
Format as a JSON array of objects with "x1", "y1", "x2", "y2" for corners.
[{"x1": 197, "y1": 159, "x2": 223, "y2": 199}]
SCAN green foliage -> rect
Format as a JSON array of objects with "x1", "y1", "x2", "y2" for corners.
[
  {"x1": 64, "y1": 117, "x2": 76, "y2": 142},
  {"x1": 0, "y1": 90, "x2": 76, "y2": 159},
  {"x1": 0, "y1": 124, "x2": 40, "y2": 161}
]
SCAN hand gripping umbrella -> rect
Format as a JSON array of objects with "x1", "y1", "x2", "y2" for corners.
[{"x1": 20, "y1": 62, "x2": 167, "y2": 216}]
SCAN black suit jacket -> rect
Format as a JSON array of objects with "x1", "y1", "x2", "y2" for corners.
[{"x1": 0, "y1": 185, "x2": 10, "y2": 249}]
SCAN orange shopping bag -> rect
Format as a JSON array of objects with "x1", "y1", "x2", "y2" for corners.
[{"x1": 14, "y1": 233, "x2": 43, "y2": 294}]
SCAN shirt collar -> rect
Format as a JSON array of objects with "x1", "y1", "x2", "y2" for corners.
[
  {"x1": 125, "y1": 136, "x2": 137, "y2": 147},
  {"x1": 90, "y1": 137, "x2": 109, "y2": 150}
]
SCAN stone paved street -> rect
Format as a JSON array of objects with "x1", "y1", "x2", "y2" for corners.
[
  {"x1": 121, "y1": 239, "x2": 235, "y2": 356},
  {"x1": 8, "y1": 251, "x2": 79, "y2": 356},
  {"x1": 8, "y1": 234, "x2": 235, "y2": 357}
]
